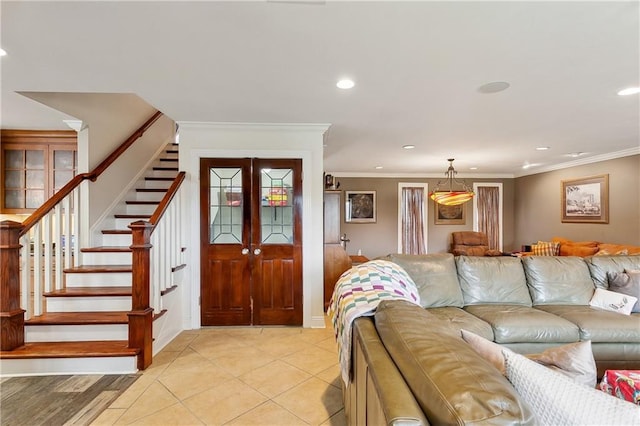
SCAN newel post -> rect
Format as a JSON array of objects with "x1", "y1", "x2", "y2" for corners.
[
  {"x1": 128, "y1": 220, "x2": 154, "y2": 370},
  {"x1": 0, "y1": 220, "x2": 26, "y2": 350}
]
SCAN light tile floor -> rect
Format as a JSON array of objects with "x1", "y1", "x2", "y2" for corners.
[{"x1": 91, "y1": 318, "x2": 346, "y2": 426}]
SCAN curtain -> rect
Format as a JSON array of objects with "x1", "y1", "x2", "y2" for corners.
[
  {"x1": 477, "y1": 186, "x2": 500, "y2": 250},
  {"x1": 401, "y1": 187, "x2": 426, "y2": 254}
]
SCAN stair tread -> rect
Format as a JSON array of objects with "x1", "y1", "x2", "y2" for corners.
[
  {"x1": 0, "y1": 341, "x2": 138, "y2": 359},
  {"x1": 136, "y1": 188, "x2": 167, "y2": 193},
  {"x1": 64, "y1": 264, "x2": 132, "y2": 273},
  {"x1": 153, "y1": 167, "x2": 179, "y2": 171},
  {"x1": 159, "y1": 158, "x2": 178, "y2": 162},
  {"x1": 81, "y1": 246, "x2": 132, "y2": 253},
  {"x1": 144, "y1": 177, "x2": 174, "y2": 181},
  {"x1": 125, "y1": 200, "x2": 160, "y2": 205},
  {"x1": 26, "y1": 311, "x2": 129, "y2": 325},
  {"x1": 114, "y1": 214, "x2": 152, "y2": 218},
  {"x1": 102, "y1": 229, "x2": 132, "y2": 234},
  {"x1": 44, "y1": 286, "x2": 133, "y2": 297}
]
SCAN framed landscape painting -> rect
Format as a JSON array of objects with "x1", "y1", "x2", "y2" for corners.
[
  {"x1": 345, "y1": 191, "x2": 376, "y2": 223},
  {"x1": 561, "y1": 174, "x2": 609, "y2": 223},
  {"x1": 434, "y1": 202, "x2": 465, "y2": 225}
]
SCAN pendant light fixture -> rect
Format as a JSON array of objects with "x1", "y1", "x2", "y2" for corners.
[{"x1": 429, "y1": 159, "x2": 475, "y2": 206}]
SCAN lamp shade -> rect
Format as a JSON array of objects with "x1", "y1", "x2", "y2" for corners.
[{"x1": 429, "y1": 190, "x2": 474, "y2": 206}]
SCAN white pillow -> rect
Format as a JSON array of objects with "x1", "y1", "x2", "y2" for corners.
[
  {"x1": 589, "y1": 288, "x2": 638, "y2": 315},
  {"x1": 503, "y1": 350, "x2": 640, "y2": 425}
]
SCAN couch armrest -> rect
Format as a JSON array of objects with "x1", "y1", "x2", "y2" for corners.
[{"x1": 350, "y1": 317, "x2": 429, "y2": 426}]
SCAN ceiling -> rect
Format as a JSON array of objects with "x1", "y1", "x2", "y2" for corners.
[{"x1": 1, "y1": 1, "x2": 638, "y2": 177}]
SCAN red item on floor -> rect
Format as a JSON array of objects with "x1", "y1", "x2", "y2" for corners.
[{"x1": 599, "y1": 370, "x2": 640, "y2": 405}]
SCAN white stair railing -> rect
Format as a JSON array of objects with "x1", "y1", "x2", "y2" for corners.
[{"x1": 18, "y1": 185, "x2": 81, "y2": 320}]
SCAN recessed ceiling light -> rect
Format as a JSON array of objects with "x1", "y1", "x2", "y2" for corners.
[
  {"x1": 535, "y1": 146, "x2": 550, "y2": 151},
  {"x1": 566, "y1": 152, "x2": 586, "y2": 158},
  {"x1": 0, "y1": 48, "x2": 7, "y2": 57},
  {"x1": 477, "y1": 81, "x2": 510, "y2": 94},
  {"x1": 402, "y1": 144, "x2": 415, "y2": 149},
  {"x1": 618, "y1": 87, "x2": 640, "y2": 96},
  {"x1": 336, "y1": 79, "x2": 355, "y2": 89},
  {"x1": 469, "y1": 167, "x2": 478, "y2": 170},
  {"x1": 374, "y1": 165, "x2": 383, "y2": 169}
]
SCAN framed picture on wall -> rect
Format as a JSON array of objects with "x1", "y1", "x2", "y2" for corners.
[
  {"x1": 434, "y1": 202, "x2": 465, "y2": 225},
  {"x1": 345, "y1": 191, "x2": 376, "y2": 223},
  {"x1": 561, "y1": 174, "x2": 609, "y2": 223}
]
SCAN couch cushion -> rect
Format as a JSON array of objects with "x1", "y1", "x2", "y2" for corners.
[
  {"x1": 386, "y1": 253, "x2": 464, "y2": 308},
  {"x1": 426, "y1": 306, "x2": 494, "y2": 340},
  {"x1": 374, "y1": 300, "x2": 535, "y2": 425},
  {"x1": 522, "y1": 256, "x2": 594, "y2": 305},
  {"x1": 464, "y1": 304, "x2": 579, "y2": 343},
  {"x1": 535, "y1": 305, "x2": 640, "y2": 343},
  {"x1": 585, "y1": 255, "x2": 640, "y2": 289},
  {"x1": 456, "y1": 256, "x2": 532, "y2": 306}
]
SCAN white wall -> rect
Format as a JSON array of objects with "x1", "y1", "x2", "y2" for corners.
[{"x1": 178, "y1": 122, "x2": 329, "y2": 329}]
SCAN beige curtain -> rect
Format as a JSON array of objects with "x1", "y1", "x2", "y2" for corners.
[
  {"x1": 477, "y1": 186, "x2": 500, "y2": 250},
  {"x1": 401, "y1": 187, "x2": 426, "y2": 254}
]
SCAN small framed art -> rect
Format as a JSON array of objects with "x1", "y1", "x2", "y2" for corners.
[
  {"x1": 561, "y1": 174, "x2": 609, "y2": 223},
  {"x1": 345, "y1": 191, "x2": 376, "y2": 223}
]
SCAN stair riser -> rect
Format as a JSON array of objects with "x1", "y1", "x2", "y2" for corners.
[
  {"x1": 25, "y1": 324, "x2": 128, "y2": 342},
  {"x1": 149, "y1": 169, "x2": 178, "y2": 178},
  {"x1": 115, "y1": 218, "x2": 148, "y2": 228},
  {"x1": 65, "y1": 272, "x2": 132, "y2": 287},
  {"x1": 143, "y1": 180, "x2": 172, "y2": 189},
  {"x1": 0, "y1": 356, "x2": 137, "y2": 377},
  {"x1": 46, "y1": 297, "x2": 131, "y2": 312},
  {"x1": 135, "y1": 192, "x2": 166, "y2": 202},
  {"x1": 125, "y1": 204, "x2": 157, "y2": 216},
  {"x1": 81, "y1": 252, "x2": 132, "y2": 265},
  {"x1": 101, "y1": 234, "x2": 132, "y2": 246}
]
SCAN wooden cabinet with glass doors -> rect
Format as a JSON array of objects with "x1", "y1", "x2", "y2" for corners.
[{"x1": 1, "y1": 130, "x2": 77, "y2": 214}]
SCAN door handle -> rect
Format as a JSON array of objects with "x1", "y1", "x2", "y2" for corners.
[
  {"x1": 242, "y1": 248, "x2": 249, "y2": 255},
  {"x1": 254, "y1": 248, "x2": 261, "y2": 255}
]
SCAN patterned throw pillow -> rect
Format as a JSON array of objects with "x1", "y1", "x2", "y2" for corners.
[
  {"x1": 503, "y1": 350, "x2": 640, "y2": 425},
  {"x1": 589, "y1": 288, "x2": 638, "y2": 315},
  {"x1": 531, "y1": 241, "x2": 560, "y2": 256}
]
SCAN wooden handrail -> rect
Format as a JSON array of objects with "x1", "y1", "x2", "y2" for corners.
[
  {"x1": 18, "y1": 111, "x2": 163, "y2": 237},
  {"x1": 88, "y1": 111, "x2": 163, "y2": 180},
  {"x1": 149, "y1": 172, "x2": 186, "y2": 228}
]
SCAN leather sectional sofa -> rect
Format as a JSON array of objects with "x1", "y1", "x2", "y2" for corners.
[{"x1": 342, "y1": 253, "x2": 640, "y2": 425}]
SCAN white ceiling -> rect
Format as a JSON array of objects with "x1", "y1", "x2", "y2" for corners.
[{"x1": 1, "y1": 1, "x2": 638, "y2": 177}]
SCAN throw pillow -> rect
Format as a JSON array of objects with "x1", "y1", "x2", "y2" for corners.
[
  {"x1": 560, "y1": 244, "x2": 599, "y2": 257},
  {"x1": 531, "y1": 241, "x2": 560, "y2": 256},
  {"x1": 607, "y1": 271, "x2": 640, "y2": 313},
  {"x1": 589, "y1": 288, "x2": 638, "y2": 315},
  {"x1": 503, "y1": 350, "x2": 640, "y2": 425},
  {"x1": 461, "y1": 329, "x2": 597, "y2": 387}
]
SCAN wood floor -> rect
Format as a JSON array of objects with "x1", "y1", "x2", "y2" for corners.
[{"x1": 0, "y1": 374, "x2": 139, "y2": 426}]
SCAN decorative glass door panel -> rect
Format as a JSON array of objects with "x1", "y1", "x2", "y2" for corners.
[
  {"x1": 200, "y1": 158, "x2": 302, "y2": 326},
  {"x1": 209, "y1": 167, "x2": 244, "y2": 244},
  {"x1": 260, "y1": 168, "x2": 293, "y2": 244}
]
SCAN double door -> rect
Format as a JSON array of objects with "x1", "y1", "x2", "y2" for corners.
[{"x1": 200, "y1": 158, "x2": 302, "y2": 326}]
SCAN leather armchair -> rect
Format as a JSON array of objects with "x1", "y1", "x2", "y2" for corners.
[{"x1": 451, "y1": 231, "x2": 502, "y2": 256}]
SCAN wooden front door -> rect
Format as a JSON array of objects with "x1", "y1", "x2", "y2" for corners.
[{"x1": 200, "y1": 158, "x2": 302, "y2": 326}]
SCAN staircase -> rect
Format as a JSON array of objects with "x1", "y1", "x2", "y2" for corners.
[{"x1": 0, "y1": 143, "x2": 183, "y2": 376}]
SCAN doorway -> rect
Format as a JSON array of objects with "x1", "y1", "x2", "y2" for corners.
[{"x1": 199, "y1": 158, "x2": 303, "y2": 326}]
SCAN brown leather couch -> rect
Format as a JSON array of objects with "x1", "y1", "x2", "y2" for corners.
[{"x1": 343, "y1": 253, "x2": 640, "y2": 425}]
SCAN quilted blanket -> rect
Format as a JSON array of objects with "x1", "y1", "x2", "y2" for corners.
[{"x1": 327, "y1": 259, "x2": 421, "y2": 385}]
